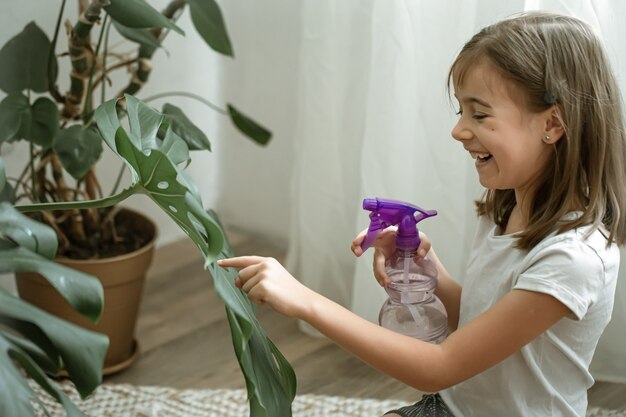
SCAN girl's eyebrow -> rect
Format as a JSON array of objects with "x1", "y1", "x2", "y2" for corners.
[
  {"x1": 463, "y1": 97, "x2": 492, "y2": 108},
  {"x1": 454, "y1": 95, "x2": 492, "y2": 108}
]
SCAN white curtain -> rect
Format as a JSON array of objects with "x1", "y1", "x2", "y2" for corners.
[{"x1": 283, "y1": 0, "x2": 626, "y2": 383}]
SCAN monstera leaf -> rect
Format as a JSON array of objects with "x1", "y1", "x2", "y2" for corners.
[
  {"x1": 12, "y1": 94, "x2": 295, "y2": 416},
  {"x1": 0, "y1": 158, "x2": 108, "y2": 417},
  {"x1": 93, "y1": 95, "x2": 296, "y2": 416},
  {"x1": 94, "y1": 95, "x2": 222, "y2": 261},
  {"x1": 208, "y1": 228, "x2": 296, "y2": 416}
]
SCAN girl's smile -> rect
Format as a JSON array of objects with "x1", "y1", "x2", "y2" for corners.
[{"x1": 451, "y1": 61, "x2": 561, "y2": 203}]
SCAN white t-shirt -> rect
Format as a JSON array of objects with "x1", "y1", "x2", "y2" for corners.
[{"x1": 440, "y1": 214, "x2": 620, "y2": 417}]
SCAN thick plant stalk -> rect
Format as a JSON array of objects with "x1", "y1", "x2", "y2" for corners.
[
  {"x1": 119, "y1": 0, "x2": 186, "y2": 96},
  {"x1": 83, "y1": 169, "x2": 101, "y2": 235},
  {"x1": 50, "y1": 155, "x2": 86, "y2": 243},
  {"x1": 63, "y1": 0, "x2": 109, "y2": 119}
]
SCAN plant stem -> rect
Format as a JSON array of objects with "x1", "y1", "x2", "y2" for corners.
[
  {"x1": 16, "y1": 184, "x2": 139, "y2": 213},
  {"x1": 29, "y1": 142, "x2": 37, "y2": 203},
  {"x1": 110, "y1": 164, "x2": 125, "y2": 196},
  {"x1": 48, "y1": 0, "x2": 67, "y2": 102},
  {"x1": 63, "y1": 0, "x2": 108, "y2": 119},
  {"x1": 100, "y1": 19, "x2": 112, "y2": 105},
  {"x1": 119, "y1": 0, "x2": 186, "y2": 96},
  {"x1": 82, "y1": 13, "x2": 108, "y2": 121},
  {"x1": 93, "y1": 58, "x2": 138, "y2": 91},
  {"x1": 142, "y1": 91, "x2": 228, "y2": 115}
]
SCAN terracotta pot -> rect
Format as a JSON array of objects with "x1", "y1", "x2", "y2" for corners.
[{"x1": 15, "y1": 208, "x2": 157, "y2": 375}]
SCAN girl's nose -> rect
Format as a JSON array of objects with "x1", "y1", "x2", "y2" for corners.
[{"x1": 451, "y1": 118, "x2": 473, "y2": 142}]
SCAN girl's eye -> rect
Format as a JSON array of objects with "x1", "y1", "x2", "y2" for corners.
[
  {"x1": 456, "y1": 109, "x2": 463, "y2": 116},
  {"x1": 473, "y1": 114, "x2": 487, "y2": 120}
]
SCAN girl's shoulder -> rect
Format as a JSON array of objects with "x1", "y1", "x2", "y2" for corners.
[{"x1": 515, "y1": 216, "x2": 620, "y2": 320}]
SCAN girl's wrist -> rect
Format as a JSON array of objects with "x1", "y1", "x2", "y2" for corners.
[{"x1": 297, "y1": 288, "x2": 324, "y2": 323}]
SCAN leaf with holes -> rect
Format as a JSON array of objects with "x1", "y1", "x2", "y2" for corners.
[
  {"x1": 113, "y1": 126, "x2": 223, "y2": 261},
  {"x1": 206, "y1": 218, "x2": 296, "y2": 417}
]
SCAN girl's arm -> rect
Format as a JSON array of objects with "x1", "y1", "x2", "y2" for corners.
[{"x1": 217, "y1": 256, "x2": 570, "y2": 393}]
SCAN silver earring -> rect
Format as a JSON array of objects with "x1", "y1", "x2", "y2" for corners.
[{"x1": 543, "y1": 135, "x2": 552, "y2": 144}]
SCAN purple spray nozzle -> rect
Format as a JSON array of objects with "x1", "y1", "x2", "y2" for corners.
[{"x1": 360, "y1": 198, "x2": 437, "y2": 252}]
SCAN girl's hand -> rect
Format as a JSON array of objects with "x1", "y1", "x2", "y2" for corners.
[
  {"x1": 217, "y1": 256, "x2": 315, "y2": 319},
  {"x1": 350, "y1": 227, "x2": 432, "y2": 287}
]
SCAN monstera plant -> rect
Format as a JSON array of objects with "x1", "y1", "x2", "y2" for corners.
[{"x1": 0, "y1": 1, "x2": 296, "y2": 416}]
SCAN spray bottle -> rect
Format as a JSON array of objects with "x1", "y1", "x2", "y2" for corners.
[{"x1": 360, "y1": 197, "x2": 448, "y2": 344}]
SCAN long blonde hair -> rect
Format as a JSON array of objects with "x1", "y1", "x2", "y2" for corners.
[{"x1": 448, "y1": 12, "x2": 626, "y2": 249}]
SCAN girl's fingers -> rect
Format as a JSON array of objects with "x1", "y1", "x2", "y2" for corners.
[
  {"x1": 373, "y1": 250, "x2": 390, "y2": 286},
  {"x1": 241, "y1": 273, "x2": 262, "y2": 293},
  {"x1": 351, "y1": 229, "x2": 367, "y2": 256},
  {"x1": 238, "y1": 263, "x2": 262, "y2": 281},
  {"x1": 246, "y1": 286, "x2": 267, "y2": 305},
  {"x1": 218, "y1": 256, "x2": 266, "y2": 269}
]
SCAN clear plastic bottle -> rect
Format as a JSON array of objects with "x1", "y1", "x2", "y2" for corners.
[
  {"x1": 378, "y1": 249, "x2": 448, "y2": 344},
  {"x1": 360, "y1": 197, "x2": 448, "y2": 344}
]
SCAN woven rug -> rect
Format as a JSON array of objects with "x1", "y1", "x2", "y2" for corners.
[{"x1": 33, "y1": 382, "x2": 626, "y2": 417}]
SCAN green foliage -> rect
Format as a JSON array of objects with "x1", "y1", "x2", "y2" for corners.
[
  {"x1": 0, "y1": 93, "x2": 60, "y2": 148},
  {"x1": 209, "y1": 241, "x2": 297, "y2": 416},
  {"x1": 187, "y1": 0, "x2": 234, "y2": 56},
  {"x1": 228, "y1": 104, "x2": 273, "y2": 146},
  {"x1": 0, "y1": 160, "x2": 108, "y2": 416},
  {"x1": 0, "y1": 1, "x2": 291, "y2": 415},
  {"x1": 105, "y1": 0, "x2": 185, "y2": 35},
  {"x1": 0, "y1": 22, "x2": 54, "y2": 94},
  {"x1": 54, "y1": 125, "x2": 103, "y2": 180}
]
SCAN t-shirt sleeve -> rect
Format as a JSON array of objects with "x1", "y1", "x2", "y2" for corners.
[{"x1": 513, "y1": 237, "x2": 605, "y2": 320}]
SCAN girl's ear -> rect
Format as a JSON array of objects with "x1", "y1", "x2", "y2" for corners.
[{"x1": 544, "y1": 106, "x2": 565, "y2": 143}]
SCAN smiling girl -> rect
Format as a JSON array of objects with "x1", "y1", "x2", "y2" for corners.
[{"x1": 219, "y1": 12, "x2": 626, "y2": 416}]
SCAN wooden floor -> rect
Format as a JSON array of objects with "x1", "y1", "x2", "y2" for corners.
[{"x1": 108, "y1": 228, "x2": 626, "y2": 410}]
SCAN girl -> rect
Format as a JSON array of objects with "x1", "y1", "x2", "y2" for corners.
[{"x1": 218, "y1": 12, "x2": 626, "y2": 417}]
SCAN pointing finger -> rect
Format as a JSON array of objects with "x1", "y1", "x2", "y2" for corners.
[{"x1": 218, "y1": 256, "x2": 266, "y2": 269}]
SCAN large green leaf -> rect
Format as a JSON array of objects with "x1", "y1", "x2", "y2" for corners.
[
  {"x1": 125, "y1": 94, "x2": 166, "y2": 151},
  {"x1": 187, "y1": 0, "x2": 233, "y2": 56},
  {"x1": 1, "y1": 332, "x2": 59, "y2": 375},
  {"x1": 0, "y1": 94, "x2": 59, "y2": 149},
  {"x1": 105, "y1": 0, "x2": 184, "y2": 36},
  {"x1": 92, "y1": 96, "x2": 296, "y2": 415},
  {"x1": 115, "y1": 127, "x2": 222, "y2": 260},
  {"x1": 112, "y1": 20, "x2": 162, "y2": 53},
  {"x1": 0, "y1": 93, "x2": 30, "y2": 144},
  {"x1": 0, "y1": 289, "x2": 108, "y2": 398},
  {"x1": 94, "y1": 95, "x2": 221, "y2": 261},
  {"x1": 23, "y1": 97, "x2": 59, "y2": 149},
  {"x1": 0, "y1": 22, "x2": 53, "y2": 93},
  {"x1": 0, "y1": 202, "x2": 57, "y2": 258},
  {"x1": 0, "y1": 335, "x2": 89, "y2": 417},
  {"x1": 162, "y1": 103, "x2": 211, "y2": 151},
  {"x1": 0, "y1": 158, "x2": 106, "y2": 412},
  {"x1": 0, "y1": 335, "x2": 45, "y2": 417},
  {"x1": 0, "y1": 199, "x2": 103, "y2": 321},
  {"x1": 0, "y1": 246, "x2": 104, "y2": 323},
  {"x1": 53, "y1": 125, "x2": 104, "y2": 180},
  {"x1": 208, "y1": 227, "x2": 296, "y2": 416},
  {"x1": 227, "y1": 104, "x2": 272, "y2": 146}
]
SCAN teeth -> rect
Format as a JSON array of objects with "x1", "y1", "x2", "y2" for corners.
[{"x1": 470, "y1": 152, "x2": 492, "y2": 160}]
